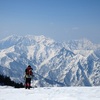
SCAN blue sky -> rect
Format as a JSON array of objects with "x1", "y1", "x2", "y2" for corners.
[{"x1": 0, "y1": 0, "x2": 100, "y2": 43}]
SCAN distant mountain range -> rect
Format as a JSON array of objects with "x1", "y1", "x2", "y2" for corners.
[{"x1": 0, "y1": 35, "x2": 100, "y2": 86}]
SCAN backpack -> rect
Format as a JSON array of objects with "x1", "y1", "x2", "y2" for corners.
[{"x1": 25, "y1": 67, "x2": 33, "y2": 76}]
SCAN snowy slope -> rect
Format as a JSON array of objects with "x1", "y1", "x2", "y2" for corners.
[
  {"x1": 0, "y1": 86, "x2": 100, "y2": 100},
  {"x1": 0, "y1": 35, "x2": 100, "y2": 86}
]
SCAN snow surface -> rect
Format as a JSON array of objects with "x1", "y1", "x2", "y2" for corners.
[{"x1": 0, "y1": 86, "x2": 100, "y2": 100}]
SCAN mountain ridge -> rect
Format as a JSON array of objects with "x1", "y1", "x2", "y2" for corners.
[{"x1": 0, "y1": 35, "x2": 100, "y2": 86}]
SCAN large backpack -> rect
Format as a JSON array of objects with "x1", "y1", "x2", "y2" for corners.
[
  {"x1": 25, "y1": 66, "x2": 33, "y2": 79},
  {"x1": 25, "y1": 67, "x2": 33, "y2": 75}
]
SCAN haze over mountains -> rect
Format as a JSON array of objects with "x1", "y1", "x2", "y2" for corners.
[{"x1": 0, "y1": 35, "x2": 100, "y2": 86}]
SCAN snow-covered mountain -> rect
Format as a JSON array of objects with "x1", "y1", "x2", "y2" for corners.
[{"x1": 0, "y1": 35, "x2": 100, "y2": 86}]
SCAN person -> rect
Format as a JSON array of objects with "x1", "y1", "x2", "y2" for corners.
[{"x1": 24, "y1": 65, "x2": 33, "y2": 89}]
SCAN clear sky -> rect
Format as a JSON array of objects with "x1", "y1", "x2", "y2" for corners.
[{"x1": 0, "y1": 0, "x2": 100, "y2": 43}]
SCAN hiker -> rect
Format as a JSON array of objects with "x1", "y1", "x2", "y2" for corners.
[{"x1": 24, "y1": 65, "x2": 33, "y2": 89}]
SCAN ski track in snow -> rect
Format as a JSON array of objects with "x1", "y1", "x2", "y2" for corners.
[{"x1": 0, "y1": 86, "x2": 100, "y2": 100}]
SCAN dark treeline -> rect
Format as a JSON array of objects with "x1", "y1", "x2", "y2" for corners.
[{"x1": 0, "y1": 74, "x2": 24, "y2": 88}]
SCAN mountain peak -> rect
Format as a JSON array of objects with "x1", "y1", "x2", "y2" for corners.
[
  {"x1": 0, "y1": 34, "x2": 21, "y2": 42},
  {"x1": 0, "y1": 35, "x2": 100, "y2": 86},
  {"x1": 65, "y1": 38, "x2": 99, "y2": 50}
]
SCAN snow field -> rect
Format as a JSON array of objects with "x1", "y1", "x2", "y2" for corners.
[{"x1": 0, "y1": 86, "x2": 100, "y2": 100}]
